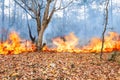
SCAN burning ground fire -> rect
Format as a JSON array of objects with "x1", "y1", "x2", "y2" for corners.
[
  {"x1": 0, "y1": 31, "x2": 36, "y2": 54},
  {"x1": 0, "y1": 31, "x2": 120, "y2": 54},
  {"x1": 43, "y1": 32, "x2": 120, "y2": 53}
]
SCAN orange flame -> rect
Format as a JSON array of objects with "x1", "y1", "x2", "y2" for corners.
[
  {"x1": 0, "y1": 31, "x2": 36, "y2": 54},
  {"x1": 1, "y1": 31, "x2": 120, "y2": 54},
  {"x1": 52, "y1": 32, "x2": 79, "y2": 52},
  {"x1": 43, "y1": 32, "x2": 120, "y2": 53}
]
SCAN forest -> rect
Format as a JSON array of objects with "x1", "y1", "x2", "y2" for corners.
[{"x1": 0, "y1": 0, "x2": 120, "y2": 80}]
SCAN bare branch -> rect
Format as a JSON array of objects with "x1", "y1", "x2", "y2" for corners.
[
  {"x1": 37, "y1": 1, "x2": 44, "y2": 15},
  {"x1": 55, "y1": 0, "x2": 73, "y2": 11},
  {"x1": 34, "y1": 0, "x2": 38, "y2": 5},
  {"x1": 47, "y1": 0, "x2": 57, "y2": 22},
  {"x1": 59, "y1": 0, "x2": 62, "y2": 9},
  {"x1": 42, "y1": 0, "x2": 52, "y2": 21},
  {"x1": 21, "y1": 0, "x2": 32, "y2": 11},
  {"x1": 40, "y1": 0, "x2": 45, "y2": 9},
  {"x1": 14, "y1": 0, "x2": 36, "y2": 19},
  {"x1": 23, "y1": 0, "x2": 37, "y2": 14}
]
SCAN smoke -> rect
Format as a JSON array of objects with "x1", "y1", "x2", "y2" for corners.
[{"x1": 43, "y1": 2, "x2": 120, "y2": 46}]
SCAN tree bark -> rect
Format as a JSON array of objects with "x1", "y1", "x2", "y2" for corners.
[
  {"x1": 37, "y1": 24, "x2": 47, "y2": 50},
  {"x1": 36, "y1": 0, "x2": 53, "y2": 51},
  {"x1": 36, "y1": 16, "x2": 41, "y2": 36}
]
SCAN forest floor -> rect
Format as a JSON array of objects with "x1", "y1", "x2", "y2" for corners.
[{"x1": 0, "y1": 52, "x2": 120, "y2": 80}]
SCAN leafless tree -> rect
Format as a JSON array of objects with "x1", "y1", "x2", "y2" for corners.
[
  {"x1": 100, "y1": 0, "x2": 109, "y2": 59},
  {"x1": 14, "y1": 0, "x2": 73, "y2": 50}
]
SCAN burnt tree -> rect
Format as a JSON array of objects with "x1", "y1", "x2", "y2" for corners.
[{"x1": 14, "y1": 0, "x2": 73, "y2": 50}]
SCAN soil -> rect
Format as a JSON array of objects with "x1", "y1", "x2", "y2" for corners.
[{"x1": 0, "y1": 52, "x2": 120, "y2": 80}]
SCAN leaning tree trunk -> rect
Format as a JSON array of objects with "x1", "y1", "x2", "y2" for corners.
[{"x1": 100, "y1": 0, "x2": 109, "y2": 59}]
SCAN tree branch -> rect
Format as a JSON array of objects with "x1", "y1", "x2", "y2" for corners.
[
  {"x1": 47, "y1": 0, "x2": 57, "y2": 23},
  {"x1": 55, "y1": 0, "x2": 73, "y2": 11},
  {"x1": 42, "y1": 0, "x2": 53, "y2": 22},
  {"x1": 14, "y1": 0, "x2": 36, "y2": 19}
]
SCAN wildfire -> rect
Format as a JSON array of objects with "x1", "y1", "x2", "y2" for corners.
[
  {"x1": 43, "y1": 32, "x2": 120, "y2": 53},
  {"x1": 52, "y1": 32, "x2": 79, "y2": 52},
  {"x1": 0, "y1": 31, "x2": 36, "y2": 54},
  {"x1": 1, "y1": 31, "x2": 120, "y2": 54}
]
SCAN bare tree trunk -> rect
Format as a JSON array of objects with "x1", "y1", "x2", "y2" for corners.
[
  {"x1": 2, "y1": 0, "x2": 4, "y2": 27},
  {"x1": 36, "y1": 0, "x2": 54, "y2": 51},
  {"x1": 9, "y1": 0, "x2": 10, "y2": 27},
  {"x1": 37, "y1": 25, "x2": 47, "y2": 50},
  {"x1": 110, "y1": 0, "x2": 113, "y2": 29},
  {"x1": 14, "y1": 0, "x2": 73, "y2": 51},
  {"x1": 100, "y1": 0, "x2": 109, "y2": 59},
  {"x1": 84, "y1": 2, "x2": 87, "y2": 39},
  {"x1": 10, "y1": 2, "x2": 16, "y2": 26},
  {"x1": 36, "y1": 16, "x2": 41, "y2": 36},
  {"x1": 1, "y1": 0, "x2": 5, "y2": 42}
]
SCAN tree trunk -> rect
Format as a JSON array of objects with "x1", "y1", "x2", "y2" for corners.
[
  {"x1": 100, "y1": 0, "x2": 109, "y2": 59},
  {"x1": 1, "y1": 0, "x2": 5, "y2": 42},
  {"x1": 36, "y1": 16, "x2": 41, "y2": 36},
  {"x1": 9, "y1": 0, "x2": 10, "y2": 27},
  {"x1": 37, "y1": 25, "x2": 46, "y2": 50}
]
